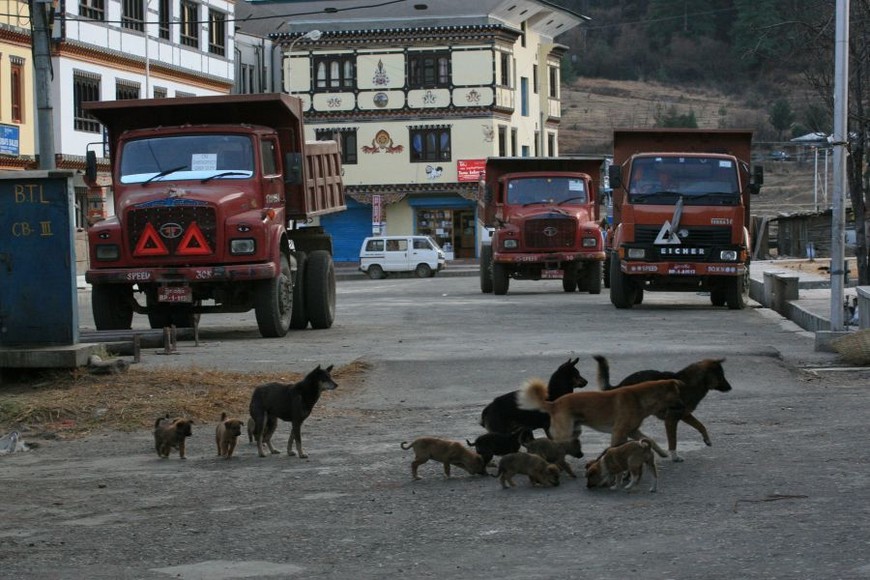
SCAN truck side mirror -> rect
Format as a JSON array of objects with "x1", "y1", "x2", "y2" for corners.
[
  {"x1": 751, "y1": 165, "x2": 764, "y2": 194},
  {"x1": 608, "y1": 165, "x2": 622, "y2": 189},
  {"x1": 85, "y1": 150, "x2": 97, "y2": 184},
  {"x1": 284, "y1": 152, "x2": 302, "y2": 185}
]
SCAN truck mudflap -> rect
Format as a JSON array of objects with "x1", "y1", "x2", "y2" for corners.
[
  {"x1": 621, "y1": 261, "x2": 745, "y2": 276},
  {"x1": 494, "y1": 251, "x2": 605, "y2": 263},
  {"x1": 85, "y1": 262, "x2": 278, "y2": 285}
]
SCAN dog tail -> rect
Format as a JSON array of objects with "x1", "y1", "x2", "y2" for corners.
[
  {"x1": 154, "y1": 413, "x2": 170, "y2": 429},
  {"x1": 400, "y1": 441, "x2": 413, "y2": 450},
  {"x1": 639, "y1": 438, "x2": 652, "y2": 449},
  {"x1": 466, "y1": 439, "x2": 476, "y2": 447},
  {"x1": 592, "y1": 355, "x2": 615, "y2": 390},
  {"x1": 517, "y1": 378, "x2": 552, "y2": 414}
]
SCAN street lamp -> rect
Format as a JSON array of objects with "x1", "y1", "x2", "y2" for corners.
[{"x1": 286, "y1": 29, "x2": 322, "y2": 95}]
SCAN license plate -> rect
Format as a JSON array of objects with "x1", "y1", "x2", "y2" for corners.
[
  {"x1": 158, "y1": 286, "x2": 193, "y2": 303},
  {"x1": 542, "y1": 269, "x2": 564, "y2": 279}
]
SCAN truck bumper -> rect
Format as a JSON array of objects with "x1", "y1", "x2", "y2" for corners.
[
  {"x1": 621, "y1": 262, "x2": 745, "y2": 276},
  {"x1": 494, "y1": 251, "x2": 605, "y2": 263},
  {"x1": 85, "y1": 262, "x2": 277, "y2": 285}
]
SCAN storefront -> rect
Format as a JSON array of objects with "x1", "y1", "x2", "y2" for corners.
[{"x1": 408, "y1": 196, "x2": 477, "y2": 259}]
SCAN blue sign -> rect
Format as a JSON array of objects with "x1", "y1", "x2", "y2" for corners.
[{"x1": 0, "y1": 124, "x2": 20, "y2": 156}]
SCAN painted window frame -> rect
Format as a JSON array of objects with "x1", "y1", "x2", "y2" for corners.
[
  {"x1": 10, "y1": 58, "x2": 24, "y2": 123},
  {"x1": 409, "y1": 126, "x2": 451, "y2": 163},
  {"x1": 316, "y1": 128, "x2": 357, "y2": 165},
  {"x1": 313, "y1": 55, "x2": 355, "y2": 92},
  {"x1": 407, "y1": 51, "x2": 451, "y2": 89},
  {"x1": 79, "y1": 0, "x2": 105, "y2": 21},
  {"x1": 122, "y1": 0, "x2": 144, "y2": 31},
  {"x1": 73, "y1": 71, "x2": 101, "y2": 133},
  {"x1": 208, "y1": 9, "x2": 226, "y2": 56},
  {"x1": 180, "y1": 0, "x2": 199, "y2": 48}
]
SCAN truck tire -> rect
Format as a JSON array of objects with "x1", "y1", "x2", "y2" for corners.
[
  {"x1": 290, "y1": 251, "x2": 308, "y2": 330},
  {"x1": 305, "y1": 250, "x2": 336, "y2": 329},
  {"x1": 415, "y1": 263, "x2": 432, "y2": 278},
  {"x1": 725, "y1": 272, "x2": 747, "y2": 310},
  {"x1": 609, "y1": 253, "x2": 636, "y2": 309},
  {"x1": 492, "y1": 262, "x2": 510, "y2": 295},
  {"x1": 562, "y1": 264, "x2": 578, "y2": 292},
  {"x1": 710, "y1": 288, "x2": 726, "y2": 307},
  {"x1": 92, "y1": 284, "x2": 134, "y2": 330},
  {"x1": 254, "y1": 252, "x2": 293, "y2": 338},
  {"x1": 479, "y1": 245, "x2": 493, "y2": 293},
  {"x1": 585, "y1": 262, "x2": 603, "y2": 295},
  {"x1": 602, "y1": 253, "x2": 611, "y2": 289}
]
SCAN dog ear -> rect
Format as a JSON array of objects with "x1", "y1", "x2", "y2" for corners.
[
  {"x1": 569, "y1": 357, "x2": 579, "y2": 366},
  {"x1": 325, "y1": 364, "x2": 334, "y2": 373}
]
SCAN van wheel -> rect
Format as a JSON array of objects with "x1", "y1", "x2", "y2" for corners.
[
  {"x1": 290, "y1": 251, "x2": 308, "y2": 329},
  {"x1": 254, "y1": 252, "x2": 293, "y2": 338},
  {"x1": 415, "y1": 263, "x2": 432, "y2": 278},
  {"x1": 305, "y1": 250, "x2": 336, "y2": 329},
  {"x1": 367, "y1": 264, "x2": 385, "y2": 280},
  {"x1": 480, "y1": 245, "x2": 493, "y2": 293}
]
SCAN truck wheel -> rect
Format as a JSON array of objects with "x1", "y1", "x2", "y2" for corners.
[
  {"x1": 493, "y1": 262, "x2": 510, "y2": 295},
  {"x1": 92, "y1": 284, "x2": 134, "y2": 330},
  {"x1": 634, "y1": 287, "x2": 644, "y2": 304},
  {"x1": 254, "y1": 252, "x2": 293, "y2": 338},
  {"x1": 562, "y1": 264, "x2": 578, "y2": 292},
  {"x1": 415, "y1": 263, "x2": 432, "y2": 278},
  {"x1": 609, "y1": 253, "x2": 636, "y2": 309},
  {"x1": 480, "y1": 245, "x2": 493, "y2": 293},
  {"x1": 725, "y1": 272, "x2": 748, "y2": 310},
  {"x1": 585, "y1": 262, "x2": 603, "y2": 295},
  {"x1": 602, "y1": 254, "x2": 611, "y2": 289},
  {"x1": 710, "y1": 288, "x2": 726, "y2": 307},
  {"x1": 305, "y1": 250, "x2": 336, "y2": 329},
  {"x1": 148, "y1": 305, "x2": 172, "y2": 330},
  {"x1": 290, "y1": 251, "x2": 308, "y2": 330}
]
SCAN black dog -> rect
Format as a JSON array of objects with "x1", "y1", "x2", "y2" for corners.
[
  {"x1": 593, "y1": 354, "x2": 731, "y2": 462},
  {"x1": 479, "y1": 357, "x2": 586, "y2": 436},
  {"x1": 466, "y1": 429, "x2": 531, "y2": 468},
  {"x1": 249, "y1": 364, "x2": 337, "y2": 458}
]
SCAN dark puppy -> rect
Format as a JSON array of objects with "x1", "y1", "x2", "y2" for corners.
[
  {"x1": 497, "y1": 452, "x2": 561, "y2": 489},
  {"x1": 401, "y1": 437, "x2": 488, "y2": 480},
  {"x1": 248, "y1": 364, "x2": 337, "y2": 458},
  {"x1": 594, "y1": 355, "x2": 731, "y2": 462},
  {"x1": 466, "y1": 429, "x2": 530, "y2": 467},
  {"x1": 522, "y1": 436, "x2": 584, "y2": 478},
  {"x1": 215, "y1": 412, "x2": 244, "y2": 459},
  {"x1": 480, "y1": 357, "x2": 586, "y2": 436},
  {"x1": 246, "y1": 417, "x2": 256, "y2": 443},
  {"x1": 153, "y1": 415, "x2": 193, "y2": 459}
]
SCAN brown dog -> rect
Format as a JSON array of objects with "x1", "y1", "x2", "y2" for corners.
[
  {"x1": 401, "y1": 437, "x2": 488, "y2": 480},
  {"x1": 594, "y1": 355, "x2": 732, "y2": 462},
  {"x1": 215, "y1": 412, "x2": 244, "y2": 459},
  {"x1": 522, "y1": 436, "x2": 584, "y2": 478},
  {"x1": 153, "y1": 415, "x2": 193, "y2": 459},
  {"x1": 496, "y1": 452, "x2": 561, "y2": 489},
  {"x1": 585, "y1": 439, "x2": 658, "y2": 492},
  {"x1": 518, "y1": 377, "x2": 683, "y2": 457}
]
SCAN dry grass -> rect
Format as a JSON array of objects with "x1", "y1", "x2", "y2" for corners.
[{"x1": 0, "y1": 360, "x2": 371, "y2": 439}]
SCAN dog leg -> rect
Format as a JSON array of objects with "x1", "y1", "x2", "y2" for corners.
[
  {"x1": 226, "y1": 439, "x2": 236, "y2": 459},
  {"x1": 443, "y1": 462, "x2": 452, "y2": 478},
  {"x1": 558, "y1": 459, "x2": 576, "y2": 478},
  {"x1": 178, "y1": 439, "x2": 187, "y2": 460},
  {"x1": 290, "y1": 423, "x2": 305, "y2": 458},
  {"x1": 681, "y1": 413, "x2": 711, "y2": 446},
  {"x1": 623, "y1": 468, "x2": 641, "y2": 492},
  {"x1": 263, "y1": 417, "x2": 280, "y2": 455},
  {"x1": 648, "y1": 459, "x2": 658, "y2": 492},
  {"x1": 411, "y1": 459, "x2": 425, "y2": 480}
]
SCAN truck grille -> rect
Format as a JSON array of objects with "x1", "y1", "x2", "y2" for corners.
[
  {"x1": 127, "y1": 203, "x2": 217, "y2": 257},
  {"x1": 524, "y1": 218, "x2": 577, "y2": 249},
  {"x1": 635, "y1": 225, "x2": 732, "y2": 246}
]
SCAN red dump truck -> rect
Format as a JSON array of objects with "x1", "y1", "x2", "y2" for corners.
[
  {"x1": 83, "y1": 93, "x2": 345, "y2": 337},
  {"x1": 478, "y1": 156, "x2": 607, "y2": 295},
  {"x1": 606, "y1": 129, "x2": 762, "y2": 309}
]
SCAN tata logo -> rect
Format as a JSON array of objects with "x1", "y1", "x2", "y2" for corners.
[
  {"x1": 542, "y1": 226, "x2": 559, "y2": 237},
  {"x1": 159, "y1": 223, "x2": 184, "y2": 239}
]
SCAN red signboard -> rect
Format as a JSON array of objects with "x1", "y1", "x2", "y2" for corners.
[{"x1": 457, "y1": 159, "x2": 486, "y2": 183}]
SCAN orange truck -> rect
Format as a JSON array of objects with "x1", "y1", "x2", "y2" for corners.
[
  {"x1": 606, "y1": 129, "x2": 763, "y2": 309},
  {"x1": 478, "y1": 156, "x2": 607, "y2": 295},
  {"x1": 83, "y1": 94, "x2": 345, "y2": 337}
]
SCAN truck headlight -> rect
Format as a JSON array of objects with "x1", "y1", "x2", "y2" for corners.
[
  {"x1": 582, "y1": 237, "x2": 598, "y2": 248},
  {"x1": 503, "y1": 239, "x2": 518, "y2": 249},
  {"x1": 230, "y1": 239, "x2": 256, "y2": 255},
  {"x1": 627, "y1": 248, "x2": 646, "y2": 259},
  {"x1": 95, "y1": 244, "x2": 120, "y2": 261},
  {"x1": 720, "y1": 250, "x2": 738, "y2": 261}
]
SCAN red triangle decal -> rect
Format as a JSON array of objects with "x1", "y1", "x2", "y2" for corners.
[
  {"x1": 134, "y1": 222, "x2": 169, "y2": 256},
  {"x1": 176, "y1": 221, "x2": 212, "y2": 256}
]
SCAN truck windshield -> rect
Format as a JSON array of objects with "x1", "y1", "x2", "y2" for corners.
[
  {"x1": 628, "y1": 156, "x2": 740, "y2": 203},
  {"x1": 506, "y1": 177, "x2": 587, "y2": 205},
  {"x1": 119, "y1": 135, "x2": 254, "y2": 184}
]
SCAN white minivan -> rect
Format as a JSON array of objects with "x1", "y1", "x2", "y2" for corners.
[{"x1": 359, "y1": 235, "x2": 446, "y2": 279}]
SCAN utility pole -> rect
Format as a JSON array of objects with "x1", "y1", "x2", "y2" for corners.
[
  {"x1": 830, "y1": 0, "x2": 849, "y2": 331},
  {"x1": 31, "y1": 0, "x2": 56, "y2": 170}
]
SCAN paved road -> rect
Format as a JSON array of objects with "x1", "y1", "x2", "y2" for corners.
[{"x1": 5, "y1": 275, "x2": 869, "y2": 579}]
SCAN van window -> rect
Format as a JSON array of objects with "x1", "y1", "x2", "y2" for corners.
[
  {"x1": 386, "y1": 239, "x2": 407, "y2": 251},
  {"x1": 366, "y1": 239, "x2": 384, "y2": 252},
  {"x1": 413, "y1": 238, "x2": 432, "y2": 250}
]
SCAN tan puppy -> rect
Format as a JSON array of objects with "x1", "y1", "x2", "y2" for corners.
[
  {"x1": 497, "y1": 452, "x2": 561, "y2": 489},
  {"x1": 522, "y1": 436, "x2": 583, "y2": 478},
  {"x1": 153, "y1": 415, "x2": 193, "y2": 459},
  {"x1": 585, "y1": 439, "x2": 658, "y2": 492},
  {"x1": 215, "y1": 412, "x2": 244, "y2": 459},
  {"x1": 518, "y1": 377, "x2": 683, "y2": 457},
  {"x1": 401, "y1": 437, "x2": 488, "y2": 480}
]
